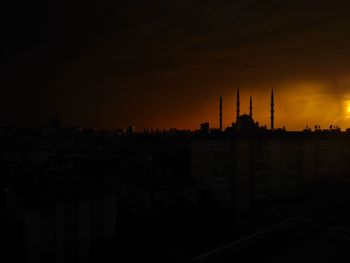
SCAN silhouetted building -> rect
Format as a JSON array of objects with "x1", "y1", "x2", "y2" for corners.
[
  {"x1": 236, "y1": 89, "x2": 240, "y2": 123},
  {"x1": 49, "y1": 116, "x2": 62, "y2": 129},
  {"x1": 249, "y1": 95, "x2": 253, "y2": 119},
  {"x1": 235, "y1": 114, "x2": 259, "y2": 132},
  {"x1": 200, "y1": 122, "x2": 210, "y2": 133},
  {"x1": 191, "y1": 131, "x2": 350, "y2": 209},
  {"x1": 271, "y1": 89, "x2": 274, "y2": 131},
  {"x1": 194, "y1": 216, "x2": 350, "y2": 263},
  {"x1": 4, "y1": 174, "x2": 117, "y2": 263},
  {"x1": 127, "y1": 125, "x2": 136, "y2": 134},
  {"x1": 230, "y1": 91, "x2": 260, "y2": 132},
  {"x1": 219, "y1": 96, "x2": 223, "y2": 132},
  {"x1": 209, "y1": 128, "x2": 221, "y2": 134}
]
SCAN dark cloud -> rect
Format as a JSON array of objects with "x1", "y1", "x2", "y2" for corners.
[{"x1": 2, "y1": 0, "x2": 350, "y2": 129}]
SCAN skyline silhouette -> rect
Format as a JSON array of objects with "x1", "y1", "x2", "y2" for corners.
[
  {"x1": 4, "y1": 1, "x2": 350, "y2": 262},
  {"x1": 2, "y1": 88, "x2": 350, "y2": 133},
  {"x1": 3, "y1": 1, "x2": 350, "y2": 130}
]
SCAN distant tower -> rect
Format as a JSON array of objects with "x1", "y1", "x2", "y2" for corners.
[
  {"x1": 219, "y1": 95, "x2": 223, "y2": 132},
  {"x1": 249, "y1": 95, "x2": 253, "y2": 119},
  {"x1": 236, "y1": 89, "x2": 240, "y2": 122},
  {"x1": 270, "y1": 89, "x2": 274, "y2": 131}
]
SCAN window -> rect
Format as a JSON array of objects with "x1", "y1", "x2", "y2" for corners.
[
  {"x1": 41, "y1": 206, "x2": 56, "y2": 218},
  {"x1": 255, "y1": 141, "x2": 270, "y2": 159},
  {"x1": 285, "y1": 174, "x2": 297, "y2": 184},
  {"x1": 212, "y1": 164, "x2": 231, "y2": 177},
  {"x1": 254, "y1": 186, "x2": 268, "y2": 200},
  {"x1": 91, "y1": 198, "x2": 104, "y2": 241},
  {"x1": 213, "y1": 151, "x2": 229, "y2": 160},
  {"x1": 255, "y1": 174, "x2": 270, "y2": 184},
  {"x1": 64, "y1": 202, "x2": 78, "y2": 216},
  {"x1": 91, "y1": 198, "x2": 104, "y2": 217},
  {"x1": 40, "y1": 227, "x2": 56, "y2": 253},
  {"x1": 254, "y1": 161, "x2": 270, "y2": 171},
  {"x1": 64, "y1": 224, "x2": 78, "y2": 244},
  {"x1": 64, "y1": 245, "x2": 78, "y2": 262},
  {"x1": 281, "y1": 144, "x2": 297, "y2": 159},
  {"x1": 285, "y1": 160, "x2": 297, "y2": 170},
  {"x1": 319, "y1": 148, "x2": 330, "y2": 159},
  {"x1": 40, "y1": 206, "x2": 56, "y2": 228},
  {"x1": 41, "y1": 250, "x2": 56, "y2": 263}
]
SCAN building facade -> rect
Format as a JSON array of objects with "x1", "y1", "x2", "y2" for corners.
[{"x1": 191, "y1": 131, "x2": 350, "y2": 209}]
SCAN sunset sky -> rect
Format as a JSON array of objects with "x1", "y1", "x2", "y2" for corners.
[{"x1": 3, "y1": 0, "x2": 350, "y2": 130}]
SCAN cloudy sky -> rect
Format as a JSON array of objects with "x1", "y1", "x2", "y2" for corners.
[{"x1": 3, "y1": 0, "x2": 350, "y2": 130}]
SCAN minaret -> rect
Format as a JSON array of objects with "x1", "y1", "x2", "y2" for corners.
[
  {"x1": 270, "y1": 89, "x2": 274, "y2": 131},
  {"x1": 219, "y1": 95, "x2": 223, "y2": 132},
  {"x1": 249, "y1": 95, "x2": 253, "y2": 119},
  {"x1": 236, "y1": 88, "x2": 240, "y2": 122}
]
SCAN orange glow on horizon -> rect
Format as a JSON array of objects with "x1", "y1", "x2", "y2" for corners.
[
  {"x1": 103, "y1": 79, "x2": 350, "y2": 132},
  {"x1": 176, "y1": 81, "x2": 350, "y2": 132}
]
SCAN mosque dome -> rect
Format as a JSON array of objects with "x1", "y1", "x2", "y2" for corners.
[{"x1": 236, "y1": 114, "x2": 255, "y2": 131}]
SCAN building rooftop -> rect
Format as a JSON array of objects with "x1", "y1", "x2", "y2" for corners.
[{"x1": 194, "y1": 216, "x2": 350, "y2": 263}]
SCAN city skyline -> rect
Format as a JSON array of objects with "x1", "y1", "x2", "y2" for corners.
[
  {"x1": 4, "y1": 2, "x2": 350, "y2": 262},
  {"x1": 3, "y1": 86, "x2": 350, "y2": 132},
  {"x1": 3, "y1": 1, "x2": 350, "y2": 130}
]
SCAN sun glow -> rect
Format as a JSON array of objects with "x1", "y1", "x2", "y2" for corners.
[{"x1": 344, "y1": 100, "x2": 350, "y2": 120}]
